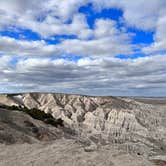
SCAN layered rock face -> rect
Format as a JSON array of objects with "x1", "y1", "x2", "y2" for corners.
[{"x1": 0, "y1": 93, "x2": 166, "y2": 156}]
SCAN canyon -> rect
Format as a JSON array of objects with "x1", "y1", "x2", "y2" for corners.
[{"x1": 0, "y1": 93, "x2": 166, "y2": 166}]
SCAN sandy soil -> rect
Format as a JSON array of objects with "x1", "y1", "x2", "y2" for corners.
[{"x1": 0, "y1": 139, "x2": 157, "y2": 166}]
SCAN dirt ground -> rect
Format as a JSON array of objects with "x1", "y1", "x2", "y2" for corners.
[{"x1": 0, "y1": 139, "x2": 158, "y2": 166}]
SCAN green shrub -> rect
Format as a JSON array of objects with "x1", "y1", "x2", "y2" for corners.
[{"x1": 0, "y1": 104, "x2": 63, "y2": 127}]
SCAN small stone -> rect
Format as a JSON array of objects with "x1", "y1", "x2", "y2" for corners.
[{"x1": 84, "y1": 144, "x2": 97, "y2": 152}]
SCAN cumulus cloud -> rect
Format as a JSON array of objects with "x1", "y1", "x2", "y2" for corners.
[
  {"x1": 0, "y1": 0, "x2": 165, "y2": 36},
  {"x1": 92, "y1": 0, "x2": 165, "y2": 31},
  {"x1": 0, "y1": 0, "x2": 166, "y2": 95},
  {"x1": 0, "y1": 55, "x2": 166, "y2": 96},
  {"x1": 0, "y1": 18, "x2": 133, "y2": 57},
  {"x1": 143, "y1": 14, "x2": 166, "y2": 54},
  {"x1": 0, "y1": 0, "x2": 90, "y2": 38},
  {"x1": 0, "y1": 0, "x2": 165, "y2": 55},
  {"x1": 57, "y1": 19, "x2": 133, "y2": 57},
  {"x1": 120, "y1": 0, "x2": 165, "y2": 30},
  {"x1": 0, "y1": 36, "x2": 61, "y2": 56}
]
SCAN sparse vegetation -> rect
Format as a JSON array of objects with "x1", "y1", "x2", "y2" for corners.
[{"x1": 0, "y1": 105, "x2": 64, "y2": 127}]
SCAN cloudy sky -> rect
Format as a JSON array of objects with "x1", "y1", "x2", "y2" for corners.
[{"x1": 0, "y1": 0, "x2": 166, "y2": 96}]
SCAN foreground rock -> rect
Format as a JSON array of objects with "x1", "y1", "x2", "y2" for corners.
[{"x1": 0, "y1": 108, "x2": 63, "y2": 144}]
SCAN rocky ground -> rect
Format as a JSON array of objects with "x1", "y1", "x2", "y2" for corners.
[
  {"x1": 0, "y1": 139, "x2": 159, "y2": 166},
  {"x1": 0, "y1": 93, "x2": 166, "y2": 166}
]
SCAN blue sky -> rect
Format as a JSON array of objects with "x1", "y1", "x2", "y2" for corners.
[
  {"x1": 0, "y1": 0, "x2": 166, "y2": 96},
  {"x1": 0, "y1": 6, "x2": 154, "y2": 53}
]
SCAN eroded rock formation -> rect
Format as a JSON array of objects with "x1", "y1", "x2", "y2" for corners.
[{"x1": 0, "y1": 93, "x2": 166, "y2": 157}]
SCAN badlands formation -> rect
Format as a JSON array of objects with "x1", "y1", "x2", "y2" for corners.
[{"x1": 0, "y1": 93, "x2": 166, "y2": 166}]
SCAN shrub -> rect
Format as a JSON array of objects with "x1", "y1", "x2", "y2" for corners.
[{"x1": 0, "y1": 105, "x2": 63, "y2": 127}]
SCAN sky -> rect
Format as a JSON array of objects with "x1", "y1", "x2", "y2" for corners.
[{"x1": 0, "y1": 0, "x2": 166, "y2": 96}]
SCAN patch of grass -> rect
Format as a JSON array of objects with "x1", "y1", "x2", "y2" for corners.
[{"x1": 0, "y1": 105, "x2": 64, "y2": 127}]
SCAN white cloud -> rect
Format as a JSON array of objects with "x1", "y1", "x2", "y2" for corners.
[
  {"x1": 57, "y1": 18, "x2": 133, "y2": 57},
  {"x1": 0, "y1": 0, "x2": 165, "y2": 55},
  {"x1": 120, "y1": 0, "x2": 165, "y2": 30},
  {"x1": 0, "y1": 18, "x2": 133, "y2": 57},
  {"x1": 143, "y1": 14, "x2": 166, "y2": 53},
  {"x1": 0, "y1": 56, "x2": 12, "y2": 70},
  {"x1": 91, "y1": 0, "x2": 166, "y2": 31},
  {"x1": 0, "y1": 0, "x2": 166, "y2": 95},
  {"x1": 0, "y1": 54, "x2": 166, "y2": 96},
  {"x1": 16, "y1": 13, "x2": 93, "y2": 39},
  {"x1": 59, "y1": 37, "x2": 132, "y2": 57},
  {"x1": 0, "y1": 36, "x2": 61, "y2": 56},
  {"x1": 0, "y1": 0, "x2": 165, "y2": 36},
  {"x1": 0, "y1": 0, "x2": 90, "y2": 38}
]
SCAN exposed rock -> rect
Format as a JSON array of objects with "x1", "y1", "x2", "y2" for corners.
[
  {"x1": 149, "y1": 155, "x2": 166, "y2": 166},
  {"x1": 0, "y1": 107, "x2": 63, "y2": 144},
  {"x1": 0, "y1": 93, "x2": 166, "y2": 157},
  {"x1": 84, "y1": 143, "x2": 98, "y2": 152}
]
